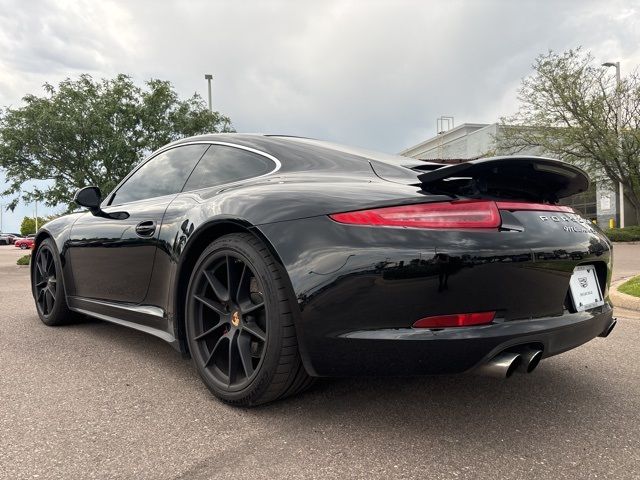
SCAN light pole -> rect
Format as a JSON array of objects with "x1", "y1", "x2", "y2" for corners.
[
  {"x1": 35, "y1": 200, "x2": 38, "y2": 232},
  {"x1": 602, "y1": 61, "x2": 624, "y2": 228},
  {"x1": 0, "y1": 204, "x2": 3, "y2": 233},
  {"x1": 204, "y1": 74, "x2": 213, "y2": 113}
]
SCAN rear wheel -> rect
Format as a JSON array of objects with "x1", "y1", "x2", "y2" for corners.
[
  {"x1": 33, "y1": 239, "x2": 81, "y2": 326},
  {"x1": 185, "y1": 233, "x2": 313, "y2": 406}
]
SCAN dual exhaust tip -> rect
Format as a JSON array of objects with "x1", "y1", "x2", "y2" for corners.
[
  {"x1": 476, "y1": 348, "x2": 543, "y2": 379},
  {"x1": 477, "y1": 318, "x2": 617, "y2": 379}
]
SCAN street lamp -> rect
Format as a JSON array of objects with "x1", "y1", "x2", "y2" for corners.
[
  {"x1": 204, "y1": 74, "x2": 213, "y2": 113},
  {"x1": 602, "y1": 61, "x2": 624, "y2": 228}
]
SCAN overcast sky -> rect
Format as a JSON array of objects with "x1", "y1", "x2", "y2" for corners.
[{"x1": 1, "y1": 0, "x2": 639, "y2": 231}]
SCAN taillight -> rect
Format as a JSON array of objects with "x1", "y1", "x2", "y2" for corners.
[
  {"x1": 495, "y1": 201, "x2": 574, "y2": 213},
  {"x1": 329, "y1": 200, "x2": 501, "y2": 229},
  {"x1": 413, "y1": 311, "x2": 496, "y2": 328}
]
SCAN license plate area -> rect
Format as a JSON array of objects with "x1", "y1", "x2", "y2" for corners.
[{"x1": 569, "y1": 265, "x2": 604, "y2": 312}]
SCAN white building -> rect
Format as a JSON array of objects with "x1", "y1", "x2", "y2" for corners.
[
  {"x1": 400, "y1": 123, "x2": 501, "y2": 161},
  {"x1": 400, "y1": 122, "x2": 633, "y2": 229}
]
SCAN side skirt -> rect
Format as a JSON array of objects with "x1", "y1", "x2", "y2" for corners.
[{"x1": 67, "y1": 296, "x2": 179, "y2": 349}]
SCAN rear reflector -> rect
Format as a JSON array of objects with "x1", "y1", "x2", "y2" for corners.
[
  {"x1": 495, "y1": 201, "x2": 574, "y2": 213},
  {"x1": 413, "y1": 311, "x2": 496, "y2": 328},
  {"x1": 329, "y1": 201, "x2": 501, "y2": 229}
]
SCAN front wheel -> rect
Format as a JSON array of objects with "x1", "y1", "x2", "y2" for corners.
[
  {"x1": 185, "y1": 233, "x2": 313, "y2": 406},
  {"x1": 32, "y1": 238, "x2": 82, "y2": 326},
  {"x1": 20, "y1": 244, "x2": 28, "y2": 250}
]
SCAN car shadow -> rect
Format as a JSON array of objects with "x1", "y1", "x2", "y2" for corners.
[
  {"x1": 65, "y1": 315, "x2": 602, "y2": 440},
  {"x1": 260, "y1": 365, "x2": 601, "y2": 437}
]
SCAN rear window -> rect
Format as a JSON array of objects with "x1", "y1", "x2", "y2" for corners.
[{"x1": 183, "y1": 145, "x2": 276, "y2": 191}]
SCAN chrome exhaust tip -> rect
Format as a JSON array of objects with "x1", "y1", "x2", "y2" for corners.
[
  {"x1": 476, "y1": 352, "x2": 522, "y2": 379},
  {"x1": 515, "y1": 348, "x2": 543, "y2": 374},
  {"x1": 599, "y1": 318, "x2": 617, "y2": 338}
]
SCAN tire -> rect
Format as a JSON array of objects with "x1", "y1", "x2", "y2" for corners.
[
  {"x1": 20, "y1": 244, "x2": 28, "y2": 250},
  {"x1": 32, "y1": 238, "x2": 82, "y2": 326},
  {"x1": 185, "y1": 233, "x2": 314, "y2": 406}
]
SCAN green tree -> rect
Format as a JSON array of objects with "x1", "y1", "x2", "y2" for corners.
[
  {"x1": 0, "y1": 74, "x2": 234, "y2": 211},
  {"x1": 496, "y1": 49, "x2": 640, "y2": 224},
  {"x1": 20, "y1": 216, "x2": 49, "y2": 235}
]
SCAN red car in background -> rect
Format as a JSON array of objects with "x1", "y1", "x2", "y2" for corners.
[{"x1": 15, "y1": 236, "x2": 35, "y2": 250}]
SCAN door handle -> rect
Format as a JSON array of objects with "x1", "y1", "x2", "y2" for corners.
[{"x1": 135, "y1": 220, "x2": 157, "y2": 237}]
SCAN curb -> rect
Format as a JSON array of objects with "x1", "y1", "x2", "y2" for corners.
[{"x1": 610, "y1": 278, "x2": 640, "y2": 312}]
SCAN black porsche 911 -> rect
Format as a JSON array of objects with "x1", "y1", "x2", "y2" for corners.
[{"x1": 30, "y1": 134, "x2": 616, "y2": 406}]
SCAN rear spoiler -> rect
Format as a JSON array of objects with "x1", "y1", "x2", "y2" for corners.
[{"x1": 416, "y1": 156, "x2": 589, "y2": 202}]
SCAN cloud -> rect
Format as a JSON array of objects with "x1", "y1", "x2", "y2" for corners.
[
  {"x1": 0, "y1": 0, "x2": 639, "y2": 230},
  {"x1": 0, "y1": 0, "x2": 136, "y2": 106}
]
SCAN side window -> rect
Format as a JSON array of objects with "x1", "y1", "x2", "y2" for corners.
[
  {"x1": 182, "y1": 145, "x2": 276, "y2": 191},
  {"x1": 110, "y1": 144, "x2": 208, "y2": 205}
]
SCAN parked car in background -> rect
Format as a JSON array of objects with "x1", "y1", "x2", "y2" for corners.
[
  {"x1": 0, "y1": 233, "x2": 22, "y2": 245},
  {"x1": 15, "y1": 235, "x2": 35, "y2": 250}
]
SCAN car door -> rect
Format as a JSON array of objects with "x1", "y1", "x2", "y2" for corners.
[{"x1": 66, "y1": 144, "x2": 209, "y2": 304}]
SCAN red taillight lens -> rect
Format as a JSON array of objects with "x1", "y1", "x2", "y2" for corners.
[
  {"x1": 413, "y1": 311, "x2": 496, "y2": 328},
  {"x1": 329, "y1": 201, "x2": 501, "y2": 229},
  {"x1": 495, "y1": 201, "x2": 574, "y2": 213}
]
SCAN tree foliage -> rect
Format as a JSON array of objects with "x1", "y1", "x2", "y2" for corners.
[
  {"x1": 497, "y1": 48, "x2": 640, "y2": 223},
  {"x1": 20, "y1": 216, "x2": 50, "y2": 235},
  {"x1": 0, "y1": 74, "x2": 234, "y2": 211}
]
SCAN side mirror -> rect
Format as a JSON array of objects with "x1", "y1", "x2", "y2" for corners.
[
  {"x1": 74, "y1": 186, "x2": 102, "y2": 211},
  {"x1": 74, "y1": 186, "x2": 129, "y2": 220}
]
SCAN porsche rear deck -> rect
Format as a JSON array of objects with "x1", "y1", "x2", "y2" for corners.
[{"x1": 258, "y1": 155, "x2": 616, "y2": 377}]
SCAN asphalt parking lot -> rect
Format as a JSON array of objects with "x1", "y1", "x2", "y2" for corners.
[{"x1": 1, "y1": 244, "x2": 639, "y2": 479}]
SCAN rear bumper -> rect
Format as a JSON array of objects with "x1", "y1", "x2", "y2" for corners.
[{"x1": 306, "y1": 303, "x2": 614, "y2": 376}]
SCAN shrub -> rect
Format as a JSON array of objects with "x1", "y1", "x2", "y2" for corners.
[
  {"x1": 604, "y1": 226, "x2": 640, "y2": 242},
  {"x1": 16, "y1": 254, "x2": 30, "y2": 266}
]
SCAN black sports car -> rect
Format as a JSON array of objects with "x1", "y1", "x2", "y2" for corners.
[{"x1": 31, "y1": 134, "x2": 616, "y2": 406}]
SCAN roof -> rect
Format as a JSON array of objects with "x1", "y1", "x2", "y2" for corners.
[{"x1": 169, "y1": 133, "x2": 443, "y2": 170}]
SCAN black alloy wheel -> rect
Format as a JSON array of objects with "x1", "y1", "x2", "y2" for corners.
[
  {"x1": 185, "y1": 233, "x2": 313, "y2": 406},
  {"x1": 34, "y1": 244, "x2": 58, "y2": 316},
  {"x1": 32, "y1": 238, "x2": 81, "y2": 326},
  {"x1": 189, "y1": 252, "x2": 268, "y2": 390}
]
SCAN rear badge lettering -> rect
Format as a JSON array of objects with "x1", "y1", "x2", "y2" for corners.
[
  {"x1": 539, "y1": 213, "x2": 594, "y2": 233},
  {"x1": 563, "y1": 225, "x2": 592, "y2": 233}
]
